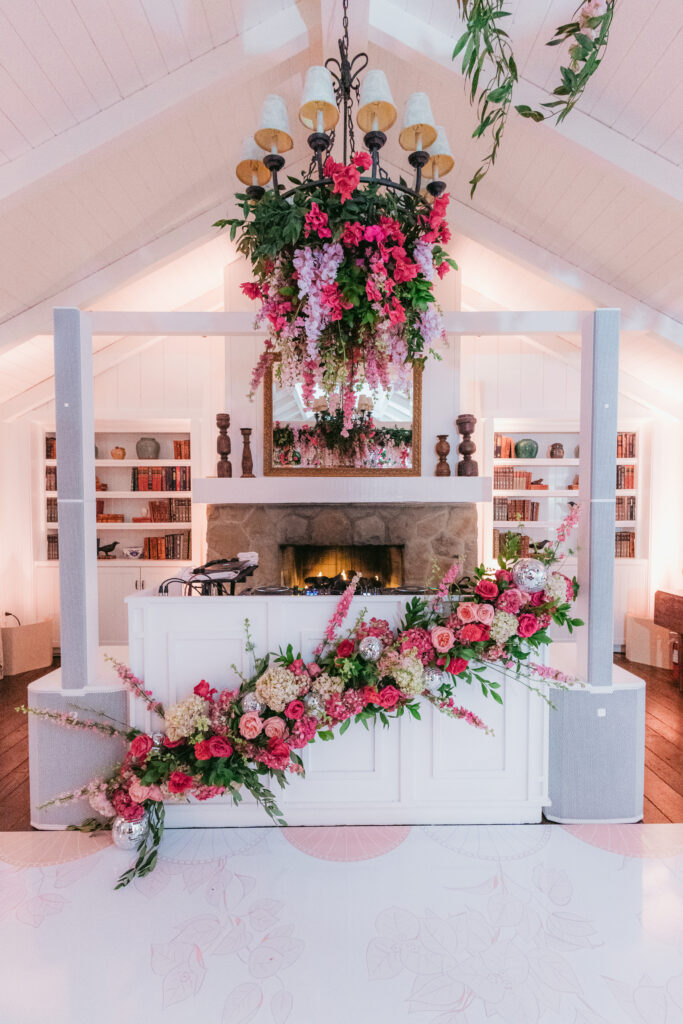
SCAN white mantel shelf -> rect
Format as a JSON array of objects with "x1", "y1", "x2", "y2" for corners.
[{"x1": 193, "y1": 476, "x2": 492, "y2": 504}]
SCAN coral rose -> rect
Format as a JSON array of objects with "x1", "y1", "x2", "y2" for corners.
[
  {"x1": 285, "y1": 700, "x2": 305, "y2": 720},
  {"x1": 336, "y1": 639, "x2": 355, "y2": 658},
  {"x1": 264, "y1": 717, "x2": 286, "y2": 739},
  {"x1": 456, "y1": 602, "x2": 478, "y2": 623},
  {"x1": 194, "y1": 739, "x2": 213, "y2": 760},
  {"x1": 377, "y1": 685, "x2": 401, "y2": 709},
  {"x1": 438, "y1": 656, "x2": 469, "y2": 676},
  {"x1": 475, "y1": 579, "x2": 499, "y2": 600},
  {"x1": 431, "y1": 626, "x2": 455, "y2": 653},
  {"x1": 208, "y1": 736, "x2": 233, "y2": 758},
  {"x1": 458, "y1": 623, "x2": 490, "y2": 643},
  {"x1": 129, "y1": 733, "x2": 153, "y2": 760},
  {"x1": 239, "y1": 712, "x2": 264, "y2": 739},
  {"x1": 518, "y1": 613, "x2": 540, "y2": 638},
  {"x1": 167, "y1": 771, "x2": 193, "y2": 794},
  {"x1": 128, "y1": 780, "x2": 149, "y2": 804},
  {"x1": 476, "y1": 603, "x2": 495, "y2": 626}
]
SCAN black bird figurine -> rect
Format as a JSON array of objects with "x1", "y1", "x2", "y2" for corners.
[{"x1": 97, "y1": 540, "x2": 119, "y2": 559}]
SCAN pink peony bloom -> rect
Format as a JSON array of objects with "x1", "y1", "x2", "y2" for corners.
[
  {"x1": 285, "y1": 700, "x2": 305, "y2": 720},
  {"x1": 264, "y1": 717, "x2": 286, "y2": 739},
  {"x1": 456, "y1": 602, "x2": 479, "y2": 623},
  {"x1": 208, "y1": 736, "x2": 232, "y2": 758},
  {"x1": 431, "y1": 626, "x2": 455, "y2": 653},
  {"x1": 307, "y1": 662, "x2": 322, "y2": 678},
  {"x1": 476, "y1": 603, "x2": 495, "y2": 626},
  {"x1": 239, "y1": 712, "x2": 264, "y2": 739},
  {"x1": 495, "y1": 569, "x2": 513, "y2": 583},
  {"x1": 496, "y1": 587, "x2": 526, "y2": 614}
]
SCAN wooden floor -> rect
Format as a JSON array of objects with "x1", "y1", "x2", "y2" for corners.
[{"x1": 1, "y1": 655, "x2": 681, "y2": 828}]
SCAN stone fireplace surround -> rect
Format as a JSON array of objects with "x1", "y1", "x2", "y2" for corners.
[{"x1": 206, "y1": 503, "x2": 478, "y2": 587}]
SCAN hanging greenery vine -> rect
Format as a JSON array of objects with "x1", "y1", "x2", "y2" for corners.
[{"x1": 453, "y1": 1, "x2": 616, "y2": 195}]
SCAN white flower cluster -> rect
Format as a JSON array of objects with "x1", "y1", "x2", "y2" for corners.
[
  {"x1": 165, "y1": 694, "x2": 210, "y2": 741},
  {"x1": 89, "y1": 790, "x2": 115, "y2": 818},
  {"x1": 255, "y1": 665, "x2": 303, "y2": 712},
  {"x1": 544, "y1": 573, "x2": 569, "y2": 606},
  {"x1": 490, "y1": 611, "x2": 519, "y2": 646},
  {"x1": 393, "y1": 654, "x2": 425, "y2": 696},
  {"x1": 312, "y1": 672, "x2": 344, "y2": 699}
]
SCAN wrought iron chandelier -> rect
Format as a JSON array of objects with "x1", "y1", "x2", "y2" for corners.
[{"x1": 235, "y1": 0, "x2": 454, "y2": 203}]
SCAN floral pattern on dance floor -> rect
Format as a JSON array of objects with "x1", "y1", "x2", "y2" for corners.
[{"x1": 1, "y1": 824, "x2": 683, "y2": 1023}]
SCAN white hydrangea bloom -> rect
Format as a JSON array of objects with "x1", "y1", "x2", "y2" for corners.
[
  {"x1": 490, "y1": 611, "x2": 519, "y2": 645},
  {"x1": 255, "y1": 665, "x2": 303, "y2": 712},
  {"x1": 165, "y1": 694, "x2": 210, "y2": 741},
  {"x1": 545, "y1": 573, "x2": 569, "y2": 606}
]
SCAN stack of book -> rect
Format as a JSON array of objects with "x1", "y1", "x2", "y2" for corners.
[
  {"x1": 615, "y1": 531, "x2": 635, "y2": 557},
  {"x1": 130, "y1": 467, "x2": 191, "y2": 491},
  {"x1": 47, "y1": 535, "x2": 59, "y2": 560},
  {"x1": 493, "y1": 467, "x2": 537, "y2": 489},
  {"x1": 493, "y1": 434, "x2": 516, "y2": 458},
  {"x1": 148, "y1": 498, "x2": 191, "y2": 523},
  {"x1": 492, "y1": 531, "x2": 532, "y2": 558},
  {"x1": 46, "y1": 498, "x2": 58, "y2": 523},
  {"x1": 143, "y1": 534, "x2": 191, "y2": 560},
  {"x1": 493, "y1": 498, "x2": 540, "y2": 521},
  {"x1": 173, "y1": 439, "x2": 191, "y2": 459},
  {"x1": 45, "y1": 466, "x2": 57, "y2": 490},
  {"x1": 45, "y1": 436, "x2": 56, "y2": 458},
  {"x1": 616, "y1": 432, "x2": 636, "y2": 458},
  {"x1": 96, "y1": 512, "x2": 125, "y2": 523},
  {"x1": 616, "y1": 465, "x2": 635, "y2": 489},
  {"x1": 616, "y1": 495, "x2": 636, "y2": 521}
]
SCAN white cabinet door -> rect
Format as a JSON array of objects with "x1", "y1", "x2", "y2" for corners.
[
  {"x1": 98, "y1": 566, "x2": 141, "y2": 644},
  {"x1": 137, "y1": 565, "x2": 175, "y2": 595}
]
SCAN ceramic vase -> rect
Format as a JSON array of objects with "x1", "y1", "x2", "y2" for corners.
[{"x1": 135, "y1": 436, "x2": 160, "y2": 459}]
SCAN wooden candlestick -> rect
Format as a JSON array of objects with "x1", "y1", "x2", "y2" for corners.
[
  {"x1": 435, "y1": 434, "x2": 451, "y2": 476},
  {"x1": 240, "y1": 427, "x2": 255, "y2": 478},
  {"x1": 455, "y1": 414, "x2": 478, "y2": 476},
  {"x1": 216, "y1": 413, "x2": 232, "y2": 478}
]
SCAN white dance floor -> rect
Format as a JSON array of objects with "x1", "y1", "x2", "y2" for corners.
[{"x1": 2, "y1": 824, "x2": 683, "y2": 1023}]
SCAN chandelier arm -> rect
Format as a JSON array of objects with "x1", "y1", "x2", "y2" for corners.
[{"x1": 279, "y1": 176, "x2": 431, "y2": 206}]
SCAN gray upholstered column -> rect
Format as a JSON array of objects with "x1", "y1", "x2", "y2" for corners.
[
  {"x1": 54, "y1": 308, "x2": 99, "y2": 688},
  {"x1": 577, "y1": 308, "x2": 620, "y2": 686}
]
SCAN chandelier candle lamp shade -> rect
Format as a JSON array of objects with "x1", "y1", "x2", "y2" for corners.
[{"x1": 219, "y1": 0, "x2": 456, "y2": 427}]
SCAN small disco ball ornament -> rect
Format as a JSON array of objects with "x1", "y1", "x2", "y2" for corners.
[
  {"x1": 303, "y1": 691, "x2": 326, "y2": 717},
  {"x1": 511, "y1": 557, "x2": 548, "y2": 594},
  {"x1": 241, "y1": 692, "x2": 265, "y2": 714},
  {"x1": 151, "y1": 732, "x2": 165, "y2": 747},
  {"x1": 112, "y1": 812, "x2": 149, "y2": 851},
  {"x1": 358, "y1": 635, "x2": 383, "y2": 662},
  {"x1": 423, "y1": 667, "x2": 446, "y2": 695}
]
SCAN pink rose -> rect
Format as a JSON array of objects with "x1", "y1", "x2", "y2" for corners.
[
  {"x1": 377, "y1": 685, "x2": 401, "y2": 709},
  {"x1": 267, "y1": 737, "x2": 291, "y2": 768},
  {"x1": 194, "y1": 679, "x2": 217, "y2": 700},
  {"x1": 208, "y1": 736, "x2": 233, "y2": 758},
  {"x1": 456, "y1": 602, "x2": 479, "y2": 623},
  {"x1": 129, "y1": 733, "x2": 153, "y2": 760},
  {"x1": 163, "y1": 736, "x2": 183, "y2": 748},
  {"x1": 264, "y1": 717, "x2": 286, "y2": 739},
  {"x1": 336, "y1": 639, "x2": 355, "y2": 658},
  {"x1": 194, "y1": 739, "x2": 212, "y2": 760},
  {"x1": 431, "y1": 626, "x2": 455, "y2": 653},
  {"x1": 145, "y1": 785, "x2": 163, "y2": 802},
  {"x1": 476, "y1": 603, "x2": 495, "y2": 626},
  {"x1": 495, "y1": 569, "x2": 513, "y2": 583},
  {"x1": 307, "y1": 662, "x2": 322, "y2": 678},
  {"x1": 128, "y1": 780, "x2": 148, "y2": 804},
  {"x1": 475, "y1": 579, "x2": 499, "y2": 600},
  {"x1": 437, "y1": 656, "x2": 469, "y2": 676},
  {"x1": 517, "y1": 613, "x2": 540, "y2": 638},
  {"x1": 167, "y1": 771, "x2": 193, "y2": 794},
  {"x1": 239, "y1": 712, "x2": 264, "y2": 739},
  {"x1": 285, "y1": 700, "x2": 305, "y2": 720},
  {"x1": 458, "y1": 623, "x2": 490, "y2": 643},
  {"x1": 496, "y1": 588, "x2": 526, "y2": 614}
]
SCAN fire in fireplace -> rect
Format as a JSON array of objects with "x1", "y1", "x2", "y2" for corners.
[{"x1": 280, "y1": 545, "x2": 403, "y2": 590}]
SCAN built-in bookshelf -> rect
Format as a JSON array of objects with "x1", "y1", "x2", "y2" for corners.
[
  {"x1": 40, "y1": 424, "x2": 197, "y2": 565},
  {"x1": 487, "y1": 423, "x2": 641, "y2": 561}
]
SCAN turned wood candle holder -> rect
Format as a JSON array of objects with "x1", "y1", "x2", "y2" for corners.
[
  {"x1": 240, "y1": 427, "x2": 255, "y2": 478},
  {"x1": 435, "y1": 434, "x2": 451, "y2": 476},
  {"x1": 216, "y1": 413, "x2": 232, "y2": 478},
  {"x1": 455, "y1": 414, "x2": 478, "y2": 477}
]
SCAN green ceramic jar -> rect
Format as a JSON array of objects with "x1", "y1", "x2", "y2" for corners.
[{"x1": 514, "y1": 438, "x2": 538, "y2": 459}]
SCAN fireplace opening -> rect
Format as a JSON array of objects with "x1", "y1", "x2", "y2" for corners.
[{"x1": 280, "y1": 544, "x2": 404, "y2": 590}]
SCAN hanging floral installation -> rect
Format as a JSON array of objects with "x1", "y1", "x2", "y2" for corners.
[
  {"x1": 18, "y1": 512, "x2": 582, "y2": 889},
  {"x1": 217, "y1": 155, "x2": 455, "y2": 430},
  {"x1": 453, "y1": 0, "x2": 616, "y2": 193}
]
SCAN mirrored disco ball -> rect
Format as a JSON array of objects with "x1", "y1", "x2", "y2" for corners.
[
  {"x1": 112, "y1": 813, "x2": 149, "y2": 851},
  {"x1": 511, "y1": 558, "x2": 548, "y2": 594},
  {"x1": 303, "y1": 691, "x2": 326, "y2": 717},
  {"x1": 358, "y1": 635, "x2": 383, "y2": 662},
  {"x1": 423, "y1": 667, "x2": 446, "y2": 695},
  {"x1": 152, "y1": 732, "x2": 165, "y2": 747},
  {"x1": 241, "y1": 692, "x2": 265, "y2": 714}
]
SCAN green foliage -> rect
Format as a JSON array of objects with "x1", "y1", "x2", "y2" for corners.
[
  {"x1": 454, "y1": 1, "x2": 616, "y2": 194},
  {"x1": 115, "y1": 802, "x2": 165, "y2": 889}
]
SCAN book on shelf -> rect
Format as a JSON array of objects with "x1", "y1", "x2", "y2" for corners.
[
  {"x1": 615, "y1": 495, "x2": 636, "y2": 521},
  {"x1": 173, "y1": 439, "x2": 191, "y2": 459},
  {"x1": 142, "y1": 533, "x2": 191, "y2": 561},
  {"x1": 616, "y1": 431, "x2": 636, "y2": 458},
  {"x1": 45, "y1": 466, "x2": 57, "y2": 491},
  {"x1": 46, "y1": 497, "x2": 58, "y2": 523},
  {"x1": 45, "y1": 436, "x2": 56, "y2": 459},
  {"x1": 615, "y1": 531, "x2": 635, "y2": 557},
  {"x1": 47, "y1": 535, "x2": 59, "y2": 560},
  {"x1": 148, "y1": 498, "x2": 192, "y2": 523},
  {"x1": 616, "y1": 465, "x2": 635, "y2": 489},
  {"x1": 493, "y1": 434, "x2": 515, "y2": 459},
  {"x1": 493, "y1": 498, "x2": 540, "y2": 521},
  {"x1": 96, "y1": 513, "x2": 125, "y2": 523},
  {"x1": 492, "y1": 530, "x2": 535, "y2": 558},
  {"x1": 130, "y1": 466, "x2": 191, "y2": 491}
]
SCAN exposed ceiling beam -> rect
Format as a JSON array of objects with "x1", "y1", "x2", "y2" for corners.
[
  {"x1": 0, "y1": 4, "x2": 310, "y2": 203},
  {"x1": 369, "y1": 0, "x2": 683, "y2": 205}
]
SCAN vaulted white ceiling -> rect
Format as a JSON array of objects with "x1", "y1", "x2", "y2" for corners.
[{"x1": 0, "y1": 0, "x2": 681, "y2": 409}]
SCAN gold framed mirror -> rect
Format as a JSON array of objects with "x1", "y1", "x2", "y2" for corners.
[{"x1": 263, "y1": 364, "x2": 422, "y2": 476}]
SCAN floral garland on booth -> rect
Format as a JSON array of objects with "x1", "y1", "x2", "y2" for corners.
[
  {"x1": 273, "y1": 407, "x2": 412, "y2": 469},
  {"x1": 18, "y1": 512, "x2": 582, "y2": 889},
  {"x1": 216, "y1": 155, "x2": 456, "y2": 431}
]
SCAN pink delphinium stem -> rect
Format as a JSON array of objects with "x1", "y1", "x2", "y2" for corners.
[
  {"x1": 107, "y1": 657, "x2": 165, "y2": 716},
  {"x1": 433, "y1": 561, "x2": 460, "y2": 603},
  {"x1": 315, "y1": 572, "x2": 361, "y2": 654}
]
